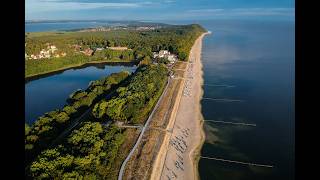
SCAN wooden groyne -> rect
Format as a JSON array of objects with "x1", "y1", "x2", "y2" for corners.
[
  {"x1": 202, "y1": 98, "x2": 244, "y2": 102},
  {"x1": 200, "y1": 156, "x2": 273, "y2": 168},
  {"x1": 204, "y1": 120, "x2": 256, "y2": 127},
  {"x1": 203, "y1": 84, "x2": 235, "y2": 88}
]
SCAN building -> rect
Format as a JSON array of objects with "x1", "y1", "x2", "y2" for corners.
[
  {"x1": 40, "y1": 49, "x2": 51, "y2": 58},
  {"x1": 50, "y1": 45, "x2": 57, "y2": 53},
  {"x1": 81, "y1": 48, "x2": 94, "y2": 56},
  {"x1": 96, "y1": 47, "x2": 104, "y2": 51},
  {"x1": 153, "y1": 50, "x2": 170, "y2": 58},
  {"x1": 107, "y1": 46, "x2": 129, "y2": 51},
  {"x1": 72, "y1": 44, "x2": 82, "y2": 51},
  {"x1": 153, "y1": 50, "x2": 177, "y2": 64},
  {"x1": 30, "y1": 54, "x2": 37, "y2": 59},
  {"x1": 27, "y1": 44, "x2": 65, "y2": 60},
  {"x1": 167, "y1": 54, "x2": 178, "y2": 63},
  {"x1": 158, "y1": 50, "x2": 170, "y2": 58}
]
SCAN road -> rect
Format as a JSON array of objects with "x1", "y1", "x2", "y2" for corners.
[{"x1": 118, "y1": 77, "x2": 171, "y2": 180}]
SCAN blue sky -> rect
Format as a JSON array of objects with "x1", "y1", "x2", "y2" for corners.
[{"x1": 26, "y1": 0, "x2": 295, "y2": 21}]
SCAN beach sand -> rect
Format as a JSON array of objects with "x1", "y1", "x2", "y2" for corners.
[{"x1": 150, "y1": 32, "x2": 209, "y2": 180}]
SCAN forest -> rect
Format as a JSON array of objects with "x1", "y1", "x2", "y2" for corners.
[
  {"x1": 25, "y1": 71, "x2": 130, "y2": 164},
  {"x1": 25, "y1": 24, "x2": 206, "y2": 77},
  {"x1": 26, "y1": 64, "x2": 169, "y2": 179}
]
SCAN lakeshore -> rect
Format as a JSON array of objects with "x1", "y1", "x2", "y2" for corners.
[
  {"x1": 150, "y1": 32, "x2": 209, "y2": 180},
  {"x1": 25, "y1": 59, "x2": 137, "y2": 79}
]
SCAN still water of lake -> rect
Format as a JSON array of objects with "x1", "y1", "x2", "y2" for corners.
[
  {"x1": 198, "y1": 20, "x2": 294, "y2": 180},
  {"x1": 25, "y1": 64, "x2": 137, "y2": 125}
]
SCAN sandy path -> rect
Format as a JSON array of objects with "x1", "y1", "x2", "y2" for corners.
[{"x1": 150, "y1": 32, "x2": 209, "y2": 180}]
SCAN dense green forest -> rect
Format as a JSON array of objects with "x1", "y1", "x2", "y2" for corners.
[
  {"x1": 25, "y1": 71, "x2": 130, "y2": 164},
  {"x1": 28, "y1": 123, "x2": 126, "y2": 179},
  {"x1": 25, "y1": 24, "x2": 206, "y2": 77},
  {"x1": 92, "y1": 64, "x2": 168, "y2": 123},
  {"x1": 26, "y1": 64, "x2": 169, "y2": 179}
]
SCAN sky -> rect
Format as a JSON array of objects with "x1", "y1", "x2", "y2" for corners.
[{"x1": 26, "y1": 0, "x2": 295, "y2": 21}]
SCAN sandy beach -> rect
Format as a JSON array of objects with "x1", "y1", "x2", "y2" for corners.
[{"x1": 150, "y1": 32, "x2": 209, "y2": 180}]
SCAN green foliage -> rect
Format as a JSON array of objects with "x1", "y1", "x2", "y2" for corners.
[
  {"x1": 92, "y1": 100, "x2": 108, "y2": 119},
  {"x1": 25, "y1": 123, "x2": 31, "y2": 136},
  {"x1": 25, "y1": 71, "x2": 129, "y2": 165},
  {"x1": 67, "y1": 122, "x2": 103, "y2": 154},
  {"x1": 25, "y1": 24, "x2": 206, "y2": 77},
  {"x1": 62, "y1": 105, "x2": 77, "y2": 115},
  {"x1": 28, "y1": 123, "x2": 125, "y2": 179},
  {"x1": 156, "y1": 57, "x2": 170, "y2": 64},
  {"x1": 92, "y1": 64, "x2": 168, "y2": 123},
  {"x1": 69, "y1": 90, "x2": 87, "y2": 102}
]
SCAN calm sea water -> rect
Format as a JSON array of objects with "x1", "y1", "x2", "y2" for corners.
[
  {"x1": 25, "y1": 21, "x2": 114, "y2": 32},
  {"x1": 198, "y1": 20, "x2": 294, "y2": 180},
  {"x1": 25, "y1": 64, "x2": 137, "y2": 125}
]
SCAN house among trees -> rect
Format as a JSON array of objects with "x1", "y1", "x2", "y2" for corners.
[
  {"x1": 106, "y1": 46, "x2": 129, "y2": 51},
  {"x1": 27, "y1": 44, "x2": 66, "y2": 60},
  {"x1": 153, "y1": 50, "x2": 178, "y2": 64},
  {"x1": 95, "y1": 47, "x2": 105, "y2": 51},
  {"x1": 81, "y1": 48, "x2": 94, "y2": 56},
  {"x1": 154, "y1": 50, "x2": 170, "y2": 58},
  {"x1": 71, "y1": 44, "x2": 82, "y2": 51}
]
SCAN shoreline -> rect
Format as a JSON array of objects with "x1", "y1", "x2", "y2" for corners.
[
  {"x1": 190, "y1": 32, "x2": 207, "y2": 179},
  {"x1": 150, "y1": 32, "x2": 209, "y2": 180},
  {"x1": 25, "y1": 60, "x2": 137, "y2": 81}
]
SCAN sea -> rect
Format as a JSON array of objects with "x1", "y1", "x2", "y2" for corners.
[{"x1": 197, "y1": 19, "x2": 294, "y2": 180}]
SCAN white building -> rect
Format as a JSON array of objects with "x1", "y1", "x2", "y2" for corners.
[
  {"x1": 167, "y1": 54, "x2": 177, "y2": 63},
  {"x1": 153, "y1": 50, "x2": 177, "y2": 64},
  {"x1": 96, "y1": 47, "x2": 104, "y2": 51},
  {"x1": 158, "y1": 50, "x2": 170, "y2": 57}
]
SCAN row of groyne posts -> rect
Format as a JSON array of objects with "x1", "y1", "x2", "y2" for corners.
[
  {"x1": 174, "y1": 58, "x2": 274, "y2": 169},
  {"x1": 199, "y1": 83, "x2": 274, "y2": 169}
]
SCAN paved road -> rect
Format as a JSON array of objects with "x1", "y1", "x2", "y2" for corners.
[{"x1": 118, "y1": 77, "x2": 171, "y2": 180}]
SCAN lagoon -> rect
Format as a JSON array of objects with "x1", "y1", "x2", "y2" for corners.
[{"x1": 25, "y1": 63, "x2": 137, "y2": 125}]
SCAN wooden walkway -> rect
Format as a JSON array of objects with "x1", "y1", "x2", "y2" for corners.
[{"x1": 200, "y1": 156, "x2": 273, "y2": 168}]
